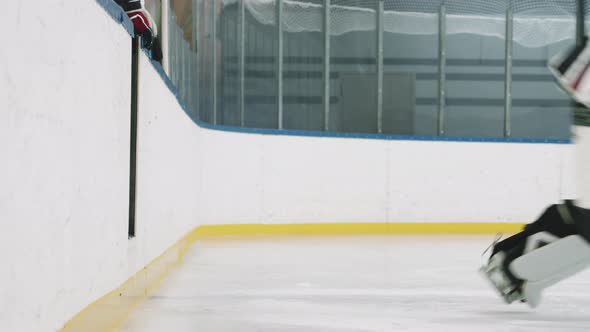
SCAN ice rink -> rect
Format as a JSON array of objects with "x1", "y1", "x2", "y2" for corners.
[{"x1": 120, "y1": 236, "x2": 590, "y2": 332}]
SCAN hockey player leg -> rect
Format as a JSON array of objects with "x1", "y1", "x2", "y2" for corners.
[
  {"x1": 510, "y1": 234, "x2": 590, "y2": 308},
  {"x1": 480, "y1": 202, "x2": 582, "y2": 307}
]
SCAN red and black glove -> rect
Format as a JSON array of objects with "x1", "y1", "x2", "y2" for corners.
[{"x1": 114, "y1": 0, "x2": 158, "y2": 49}]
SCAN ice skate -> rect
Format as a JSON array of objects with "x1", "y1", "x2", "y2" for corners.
[{"x1": 479, "y1": 251, "x2": 523, "y2": 304}]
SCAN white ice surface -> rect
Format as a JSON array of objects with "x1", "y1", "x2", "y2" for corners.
[{"x1": 120, "y1": 236, "x2": 590, "y2": 332}]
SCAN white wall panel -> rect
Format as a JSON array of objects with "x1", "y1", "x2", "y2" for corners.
[
  {"x1": 199, "y1": 130, "x2": 264, "y2": 224},
  {"x1": 386, "y1": 141, "x2": 570, "y2": 222},
  {"x1": 0, "y1": 2, "x2": 132, "y2": 331},
  {"x1": 199, "y1": 131, "x2": 572, "y2": 224},
  {"x1": 261, "y1": 136, "x2": 390, "y2": 223}
]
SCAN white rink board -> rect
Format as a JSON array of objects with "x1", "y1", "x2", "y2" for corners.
[
  {"x1": 199, "y1": 130, "x2": 575, "y2": 224},
  {"x1": 0, "y1": 2, "x2": 132, "y2": 331}
]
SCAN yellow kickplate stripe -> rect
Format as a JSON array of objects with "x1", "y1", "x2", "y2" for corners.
[
  {"x1": 60, "y1": 222, "x2": 524, "y2": 332},
  {"x1": 60, "y1": 232, "x2": 196, "y2": 332},
  {"x1": 192, "y1": 222, "x2": 525, "y2": 236}
]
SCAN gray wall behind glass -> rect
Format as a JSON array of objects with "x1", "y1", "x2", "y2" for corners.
[{"x1": 217, "y1": 4, "x2": 572, "y2": 139}]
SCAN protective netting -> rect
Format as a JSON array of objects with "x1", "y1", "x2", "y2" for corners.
[{"x1": 222, "y1": 0, "x2": 585, "y2": 48}]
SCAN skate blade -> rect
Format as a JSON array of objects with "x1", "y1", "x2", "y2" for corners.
[{"x1": 479, "y1": 266, "x2": 523, "y2": 304}]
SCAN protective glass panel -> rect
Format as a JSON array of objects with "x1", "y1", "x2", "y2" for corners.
[
  {"x1": 510, "y1": 2, "x2": 575, "y2": 139},
  {"x1": 198, "y1": 0, "x2": 214, "y2": 122},
  {"x1": 383, "y1": 0, "x2": 441, "y2": 136},
  {"x1": 330, "y1": 0, "x2": 377, "y2": 134},
  {"x1": 281, "y1": 0, "x2": 324, "y2": 131},
  {"x1": 218, "y1": 1, "x2": 240, "y2": 125},
  {"x1": 165, "y1": 0, "x2": 199, "y2": 118},
  {"x1": 443, "y1": 1, "x2": 507, "y2": 138},
  {"x1": 145, "y1": 0, "x2": 163, "y2": 34},
  {"x1": 190, "y1": 0, "x2": 577, "y2": 138},
  {"x1": 244, "y1": 0, "x2": 279, "y2": 129}
]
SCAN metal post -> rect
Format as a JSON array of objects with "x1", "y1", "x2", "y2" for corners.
[
  {"x1": 323, "y1": 0, "x2": 331, "y2": 131},
  {"x1": 182, "y1": 29, "x2": 187, "y2": 100},
  {"x1": 578, "y1": 0, "x2": 586, "y2": 47},
  {"x1": 193, "y1": 0, "x2": 199, "y2": 114},
  {"x1": 239, "y1": 0, "x2": 246, "y2": 127},
  {"x1": 377, "y1": 0, "x2": 384, "y2": 134},
  {"x1": 277, "y1": 0, "x2": 284, "y2": 129},
  {"x1": 174, "y1": 12, "x2": 180, "y2": 83},
  {"x1": 173, "y1": 14, "x2": 179, "y2": 89},
  {"x1": 211, "y1": 0, "x2": 218, "y2": 124},
  {"x1": 193, "y1": 51, "x2": 199, "y2": 116},
  {"x1": 169, "y1": 10, "x2": 176, "y2": 82},
  {"x1": 437, "y1": 5, "x2": 446, "y2": 136},
  {"x1": 504, "y1": 8, "x2": 513, "y2": 137},
  {"x1": 161, "y1": 0, "x2": 170, "y2": 74},
  {"x1": 193, "y1": 0, "x2": 200, "y2": 119},
  {"x1": 192, "y1": 0, "x2": 199, "y2": 52},
  {"x1": 174, "y1": 15, "x2": 178, "y2": 81}
]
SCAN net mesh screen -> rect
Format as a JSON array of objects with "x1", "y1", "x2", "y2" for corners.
[{"x1": 222, "y1": 0, "x2": 585, "y2": 47}]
